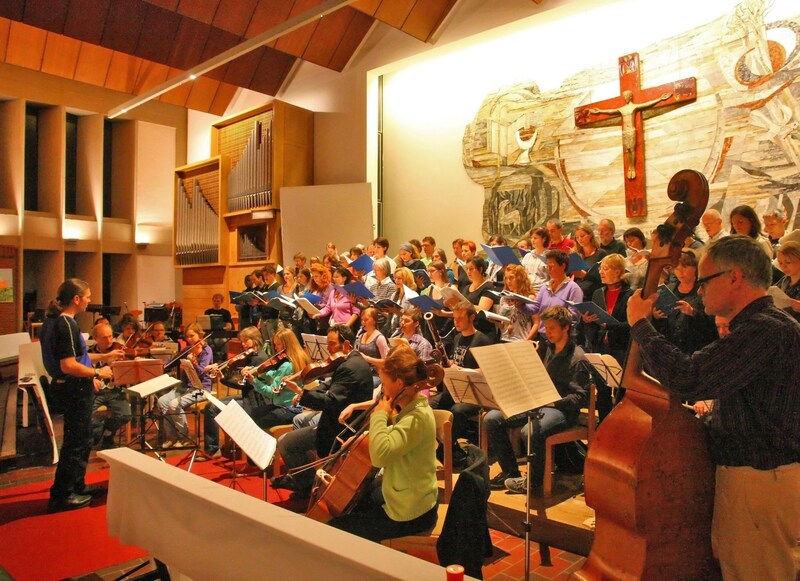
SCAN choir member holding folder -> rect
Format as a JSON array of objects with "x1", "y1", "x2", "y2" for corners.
[
  {"x1": 651, "y1": 249, "x2": 717, "y2": 354},
  {"x1": 524, "y1": 250, "x2": 583, "y2": 341},
  {"x1": 579, "y1": 254, "x2": 632, "y2": 419}
]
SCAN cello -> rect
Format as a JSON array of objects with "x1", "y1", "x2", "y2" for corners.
[
  {"x1": 575, "y1": 170, "x2": 720, "y2": 580},
  {"x1": 305, "y1": 363, "x2": 444, "y2": 523}
]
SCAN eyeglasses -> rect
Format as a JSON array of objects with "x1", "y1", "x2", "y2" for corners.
[{"x1": 696, "y1": 270, "x2": 731, "y2": 289}]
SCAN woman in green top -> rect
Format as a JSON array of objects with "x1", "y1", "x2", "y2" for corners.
[
  {"x1": 244, "y1": 328, "x2": 309, "y2": 430},
  {"x1": 329, "y1": 344, "x2": 439, "y2": 542}
]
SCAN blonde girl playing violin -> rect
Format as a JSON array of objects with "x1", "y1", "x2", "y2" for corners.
[
  {"x1": 157, "y1": 322, "x2": 213, "y2": 448},
  {"x1": 328, "y1": 344, "x2": 439, "y2": 542},
  {"x1": 243, "y1": 328, "x2": 310, "y2": 430}
]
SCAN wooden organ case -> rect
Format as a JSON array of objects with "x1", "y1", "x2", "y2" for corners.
[{"x1": 174, "y1": 101, "x2": 313, "y2": 324}]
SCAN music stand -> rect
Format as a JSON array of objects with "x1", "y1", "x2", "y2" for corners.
[
  {"x1": 302, "y1": 333, "x2": 330, "y2": 361},
  {"x1": 173, "y1": 360, "x2": 214, "y2": 472},
  {"x1": 469, "y1": 341, "x2": 563, "y2": 581},
  {"x1": 206, "y1": 393, "x2": 278, "y2": 500},
  {"x1": 126, "y1": 372, "x2": 181, "y2": 460}
]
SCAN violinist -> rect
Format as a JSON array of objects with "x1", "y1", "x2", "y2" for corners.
[
  {"x1": 148, "y1": 321, "x2": 168, "y2": 345},
  {"x1": 274, "y1": 324, "x2": 373, "y2": 498},
  {"x1": 115, "y1": 313, "x2": 142, "y2": 347},
  {"x1": 328, "y1": 344, "x2": 439, "y2": 542},
  {"x1": 245, "y1": 328, "x2": 310, "y2": 430},
  {"x1": 201, "y1": 326, "x2": 268, "y2": 459},
  {"x1": 156, "y1": 322, "x2": 213, "y2": 448},
  {"x1": 88, "y1": 321, "x2": 129, "y2": 450}
]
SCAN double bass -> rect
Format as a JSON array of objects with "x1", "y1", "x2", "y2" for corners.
[
  {"x1": 575, "y1": 170, "x2": 720, "y2": 580},
  {"x1": 305, "y1": 363, "x2": 444, "y2": 523}
]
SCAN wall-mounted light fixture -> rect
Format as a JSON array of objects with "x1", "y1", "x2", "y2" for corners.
[{"x1": 251, "y1": 210, "x2": 275, "y2": 220}]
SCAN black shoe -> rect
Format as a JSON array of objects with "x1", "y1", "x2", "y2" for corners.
[
  {"x1": 271, "y1": 475, "x2": 296, "y2": 490},
  {"x1": 47, "y1": 493, "x2": 92, "y2": 514},
  {"x1": 490, "y1": 472, "x2": 518, "y2": 490},
  {"x1": 76, "y1": 484, "x2": 107, "y2": 498},
  {"x1": 290, "y1": 489, "x2": 310, "y2": 501}
]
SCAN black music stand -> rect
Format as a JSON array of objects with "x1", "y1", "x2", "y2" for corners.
[
  {"x1": 301, "y1": 333, "x2": 329, "y2": 361},
  {"x1": 125, "y1": 372, "x2": 181, "y2": 461}
]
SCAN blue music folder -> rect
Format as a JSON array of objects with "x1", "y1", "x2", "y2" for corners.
[
  {"x1": 481, "y1": 244, "x2": 522, "y2": 267},
  {"x1": 654, "y1": 284, "x2": 679, "y2": 313},
  {"x1": 566, "y1": 253, "x2": 590, "y2": 274},
  {"x1": 343, "y1": 281, "x2": 375, "y2": 299},
  {"x1": 566, "y1": 301, "x2": 618, "y2": 325},
  {"x1": 349, "y1": 254, "x2": 374, "y2": 273},
  {"x1": 409, "y1": 295, "x2": 445, "y2": 313}
]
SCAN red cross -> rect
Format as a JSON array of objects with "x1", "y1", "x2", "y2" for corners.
[{"x1": 574, "y1": 53, "x2": 697, "y2": 217}]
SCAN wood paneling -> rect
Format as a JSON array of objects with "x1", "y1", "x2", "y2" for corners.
[
  {"x1": 40, "y1": 33, "x2": 80, "y2": 79},
  {"x1": 174, "y1": 0, "x2": 221, "y2": 26},
  {"x1": 0, "y1": 0, "x2": 458, "y2": 115},
  {"x1": 102, "y1": 0, "x2": 147, "y2": 54},
  {"x1": 245, "y1": 0, "x2": 294, "y2": 41},
  {"x1": 6, "y1": 21, "x2": 46, "y2": 70},
  {"x1": 275, "y1": 0, "x2": 323, "y2": 58},
  {"x1": 105, "y1": 52, "x2": 142, "y2": 93},
  {"x1": 208, "y1": 82, "x2": 239, "y2": 117},
  {"x1": 402, "y1": 0, "x2": 456, "y2": 42},
  {"x1": 23, "y1": 0, "x2": 70, "y2": 34},
  {"x1": 73, "y1": 42, "x2": 113, "y2": 86},
  {"x1": 133, "y1": 61, "x2": 172, "y2": 94},
  {"x1": 185, "y1": 76, "x2": 220, "y2": 113},
  {"x1": 158, "y1": 68, "x2": 194, "y2": 107},
  {"x1": 374, "y1": 0, "x2": 415, "y2": 30},
  {"x1": 137, "y1": 4, "x2": 182, "y2": 64},
  {"x1": 304, "y1": 7, "x2": 356, "y2": 68},
  {"x1": 329, "y1": 10, "x2": 373, "y2": 71},
  {"x1": 213, "y1": 0, "x2": 258, "y2": 37},
  {"x1": 64, "y1": 0, "x2": 110, "y2": 44},
  {"x1": 168, "y1": 17, "x2": 211, "y2": 70}
]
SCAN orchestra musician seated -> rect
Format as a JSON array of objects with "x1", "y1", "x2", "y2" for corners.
[
  {"x1": 429, "y1": 301, "x2": 496, "y2": 467},
  {"x1": 147, "y1": 321, "x2": 169, "y2": 345},
  {"x1": 273, "y1": 324, "x2": 373, "y2": 499},
  {"x1": 88, "y1": 321, "x2": 128, "y2": 449},
  {"x1": 115, "y1": 313, "x2": 142, "y2": 347},
  {"x1": 245, "y1": 328, "x2": 310, "y2": 430},
  {"x1": 327, "y1": 344, "x2": 439, "y2": 542},
  {"x1": 481, "y1": 306, "x2": 590, "y2": 493},
  {"x1": 156, "y1": 322, "x2": 213, "y2": 448},
  {"x1": 201, "y1": 326, "x2": 269, "y2": 459}
]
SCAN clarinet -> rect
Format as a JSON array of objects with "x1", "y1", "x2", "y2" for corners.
[{"x1": 423, "y1": 312, "x2": 451, "y2": 368}]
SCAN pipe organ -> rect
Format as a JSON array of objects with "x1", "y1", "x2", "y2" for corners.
[
  {"x1": 176, "y1": 178, "x2": 219, "y2": 266},
  {"x1": 226, "y1": 119, "x2": 272, "y2": 212},
  {"x1": 238, "y1": 225, "x2": 267, "y2": 262}
]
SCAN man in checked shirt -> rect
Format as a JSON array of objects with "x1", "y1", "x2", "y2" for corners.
[{"x1": 627, "y1": 235, "x2": 800, "y2": 581}]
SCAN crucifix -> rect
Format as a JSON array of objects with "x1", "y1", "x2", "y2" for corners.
[{"x1": 574, "y1": 53, "x2": 697, "y2": 217}]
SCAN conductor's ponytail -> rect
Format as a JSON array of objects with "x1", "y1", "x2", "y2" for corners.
[{"x1": 46, "y1": 278, "x2": 89, "y2": 318}]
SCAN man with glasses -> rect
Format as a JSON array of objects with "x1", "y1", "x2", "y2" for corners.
[
  {"x1": 627, "y1": 235, "x2": 800, "y2": 581},
  {"x1": 273, "y1": 324, "x2": 373, "y2": 498}
]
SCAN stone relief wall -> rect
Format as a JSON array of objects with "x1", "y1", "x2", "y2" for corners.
[{"x1": 463, "y1": 0, "x2": 800, "y2": 240}]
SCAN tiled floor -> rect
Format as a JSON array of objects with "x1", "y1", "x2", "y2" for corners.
[{"x1": 1, "y1": 394, "x2": 586, "y2": 580}]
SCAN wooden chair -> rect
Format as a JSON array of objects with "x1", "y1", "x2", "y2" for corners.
[
  {"x1": 266, "y1": 424, "x2": 294, "y2": 477},
  {"x1": 432, "y1": 409, "x2": 453, "y2": 504},
  {"x1": 543, "y1": 382, "x2": 597, "y2": 496}
]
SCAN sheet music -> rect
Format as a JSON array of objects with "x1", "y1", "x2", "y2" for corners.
[
  {"x1": 585, "y1": 353, "x2": 623, "y2": 388},
  {"x1": 180, "y1": 359, "x2": 203, "y2": 390},
  {"x1": 470, "y1": 342, "x2": 560, "y2": 417},
  {"x1": 767, "y1": 285, "x2": 793, "y2": 309},
  {"x1": 205, "y1": 391, "x2": 226, "y2": 411},
  {"x1": 296, "y1": 297, "x2": 321, "y2": 316},
  {"x1": 112, "y1": 358, "x2": 164, "y2": 386},
  {"x1": 439, "y1": 286, "x2": 469, "y2": 307},
  {"x1": 442, "y1": 367, "x2": 498, "y2": 408},
  {"x1": 128, "y1": 374, "x2": 182, "y2": 398},
  {"x1": 215, "y1": 400, "x2": 277, "y2": 471}
]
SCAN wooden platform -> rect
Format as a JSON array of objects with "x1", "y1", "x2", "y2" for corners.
[{"x1": 443, "y1": 469, "x2": 594, "y2": 558}]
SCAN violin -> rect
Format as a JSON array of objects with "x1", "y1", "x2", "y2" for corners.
[
  {"x1": 304, "y1": 362, "x2": 444, "y2": 523},
  {"x1": 238, "y1": 349, "x2": 288, "y2": 385},
  {"x1": 208, "y1": 347, "x2": 256, "y2": 378},
  {"x1": 164, "y1": 331, "x2": 215, "y2": 370},
  {"x1": 275, "y1": 351, "x2": 347, "y2": 394}
]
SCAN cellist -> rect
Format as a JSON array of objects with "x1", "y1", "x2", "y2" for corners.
[
  {"x1": 328, "y1": 344, "x2": 439, "y2": 542},
  {"x1": 627, "y1": 236, "x2": 800, "y2": 580}
]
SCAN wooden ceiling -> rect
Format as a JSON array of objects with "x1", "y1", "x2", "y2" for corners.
[{"x1": 0, "y1": 0, "x2": 457, "y2": 115}]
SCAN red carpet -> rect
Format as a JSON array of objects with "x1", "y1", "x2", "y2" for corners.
[{"x1": 0, "y1": 454, "x2": 299, "y2": 580}]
